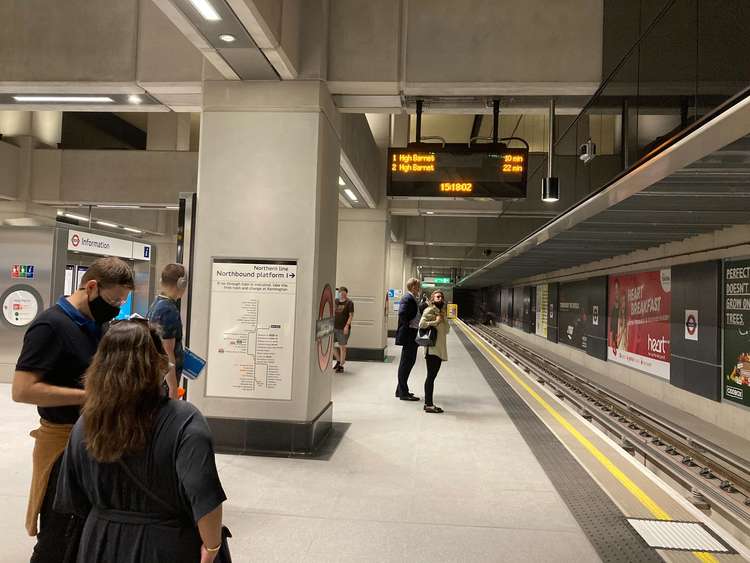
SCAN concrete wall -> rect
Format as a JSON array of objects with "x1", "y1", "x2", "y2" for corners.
[
  {"x1": 0, "y1": 0, "x2": 139, "y2": 82},
  {"x1": 30, "y1": 149, "x2": 198, "y2": 205},
  {"x1": 336, "y1": 208, "x2": 388, "y2": 353},
  {"x1": 340, "y1": 113, "x2": 384, "y2": 204},
  {"x1": 386, "y1": 242, "x2": 406, "y2": 332},
  {"x1": 0, "y1": 142, "x2": 19, "y2": 200},
  {"x1": 328, "y1": 0, "x2": 603, "y2": 92}
]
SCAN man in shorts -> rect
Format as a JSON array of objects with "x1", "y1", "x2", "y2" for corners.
[{"x1": 333, "y1": 286, "x2": 354, "y2": 373}]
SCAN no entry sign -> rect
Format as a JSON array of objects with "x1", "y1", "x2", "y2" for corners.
[{"x1": 685, "y1": 309, "x2": 698, "y2": 341}]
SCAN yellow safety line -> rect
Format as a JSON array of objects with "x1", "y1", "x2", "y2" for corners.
[{"x1": 457, "y1": 321, "x2": 720, "y2": 563}]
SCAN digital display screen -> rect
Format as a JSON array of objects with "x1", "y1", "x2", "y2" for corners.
[{"x1": 387, "y1": 144, "x2": 528, "y2": 199}]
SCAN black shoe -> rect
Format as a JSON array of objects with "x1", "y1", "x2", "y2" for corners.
[
  {"x1": 334, "y1": 361, "x2": 341, "y2": 370},
  {"x1": 400, "y1": 395, "x2": 420, "y2": 401},
  {"x1": 336, "y1": 364, "x2": 344, "y2": 373},
  {"x1": 424, "y1": 405, "x2": 444, "y2": 413},
  {"x1": 395, "y1": 391, "x2": 416, "y2": 398}
]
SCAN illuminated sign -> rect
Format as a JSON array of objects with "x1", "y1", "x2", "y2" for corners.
[{"x1": 387, "y1": 144, "x2": 528, "y2": 199}]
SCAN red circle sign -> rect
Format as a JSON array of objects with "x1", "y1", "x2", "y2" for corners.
[
  {"x1": 317, "y1": 284, "x2": 334, "y2": 372},
  {"x1": 71, "y1": 234, "x2": 80, "y2": 247},
  {"x1": 686, "y1": 314, "x2": 697, "y2": 335}
]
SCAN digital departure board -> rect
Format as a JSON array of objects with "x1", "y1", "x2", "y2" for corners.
[{"x1": 387, "y1": 144, "x2": 528, "y2": 199}]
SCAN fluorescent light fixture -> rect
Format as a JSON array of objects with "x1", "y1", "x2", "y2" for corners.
[
  {"x1": 338, "y1": 176, "x2": 346, "y2": 186},
  {"x1": 96, "y1": 221, "x2": 118, "y2": 228},
  {"x1": 218, "y1": 34, "x2": 236, "y2": 43},
  {"x1": 13, "y1": 96, "x2": 114, "y2": 103},
  {"x1": 188, "y1": 0, "x2": 221, "y2": 21},
  {"x1": 344, "y1": 188, "x2": 358, "y2": 202},
  {"x1": 425, "y1": 211, "x2": 435, "y2": 215},
  {"x1": 128, "y1": 95, "x2": 142, "y2": 104},
  {"x1": 165, "y1": 206, "x2": 179, "y2": 210},
  {"x1": 96, "y1": 205, "x2": 139, "y2": 209},
  {"x1": 123, "y1": 227, "x2": 143, "y2": 234},
  {"x1": 56, "y1": 210, "x2": 63, "y2": 216},
  {"x1": 64, "y1": 213, "x2": 89, "y2": 222}
]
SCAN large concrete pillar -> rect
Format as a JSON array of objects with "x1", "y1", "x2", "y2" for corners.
[
  {"x1": 188, "y1": 81, "x2": 341, "y2": 455},
  {"x1": 336, "y1": 207, "x2": 389, "y2": 360},
  {"x1": 386, "y1": 242, "x2": 406, "y2": 335}
]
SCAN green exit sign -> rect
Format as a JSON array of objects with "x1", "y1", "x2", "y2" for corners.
[{"x1": 433, "y1": 277, "x2": 451, "y2": 284}]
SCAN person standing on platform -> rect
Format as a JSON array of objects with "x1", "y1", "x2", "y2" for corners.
[
  {"x1": 148, "y1": 263, "x2": 188, "y2": 399},
  {"x1": 419, "y1": 290, "x2": 450, "y2": 414},
  {"x1": 54, "y1": 320, "x2": 227, "y2": 562},
  {"x1": 12, "y1": 257, "x2": 134, "y2": 563},
  {"x1": 395, "y1": 278, "x2": 422, "y2": 401},
  {"x1": 333, "y1": 286, "x2": 354, "y2": 373}
]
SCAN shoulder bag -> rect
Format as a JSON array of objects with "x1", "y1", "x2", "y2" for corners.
[
  {"x1": 118, "y1": 460, "x2": 233, "y2": 562},
  {"x1": 415, "y1": 326, "x2": 437, "y2": 347}
]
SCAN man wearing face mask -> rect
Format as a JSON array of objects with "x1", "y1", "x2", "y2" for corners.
[{"x1": 12, "y1": 256, "x2": 134, "y2": 562}]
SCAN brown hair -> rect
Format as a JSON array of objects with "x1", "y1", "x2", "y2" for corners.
[
  {"x1": 82, "y1": 321, "x2": 167, "y2": 463},
  {"x1": 161, "y1": 263, "x2": 187, "y2": 289},
  {"x1": 430, "y1": 290, "x2": 445, "y2": 302},
  {"x1": 80, "y1": 257, "x2": 135, "y2": 290},
  {"x1": 406, "y1": 278, "x2": 420, "y2": 292},
  {"x1": 338, "y1": 286, "x2": 348, "y2": 294}
]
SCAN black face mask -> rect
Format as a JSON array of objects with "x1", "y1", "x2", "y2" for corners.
[
  {"x1": 435, "y1": 301, "x2": 445, "y2": 310},
  {"x1": 89, "y1": 295, "x2": 121, "y2": 325}
]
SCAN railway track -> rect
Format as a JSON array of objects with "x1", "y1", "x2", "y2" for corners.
[{"x1": 466, "y1": 321, "x2": 750, "y2": 541}]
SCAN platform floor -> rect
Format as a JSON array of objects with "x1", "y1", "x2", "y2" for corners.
[{"x1": 0, "y1": 330, "x2": 600, "y2": 563}]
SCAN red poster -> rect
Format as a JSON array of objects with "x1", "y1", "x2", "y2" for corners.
[{"x1": 607, "y1": 269, "x2": 671, "y2": 379}]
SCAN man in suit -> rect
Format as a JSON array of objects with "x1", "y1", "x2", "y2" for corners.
[{"x1": 395, "y1": 278, "x2": 422, "y2": 401}]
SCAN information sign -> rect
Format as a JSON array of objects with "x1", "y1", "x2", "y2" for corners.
[
  {"x1": 206, "y1": 259, "x2": 297, "y2": 400},
  {"x1": 2, "y1": 287, "x2": 40, "y2": 327},
  {"x1": 387, "y1": 144, "x2": 528, "y2": 199},
  {"x1": 535, "y1": 284, "x2": 549, "y2": 338}
]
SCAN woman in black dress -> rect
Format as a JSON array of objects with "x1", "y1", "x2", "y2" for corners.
[{"x1": 54, "y1": 320, "x2": 227, "y2": 563}]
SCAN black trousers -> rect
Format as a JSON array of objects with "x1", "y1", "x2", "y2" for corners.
[
  {"x1": 424, "y1": 354, "x2": 443, "y2": 406},
  {"x1": 30, "y1": 456, "x2": 82, "y2": 563},
  {"x1": 396, "y1": 340, "x2": 419, "y2": 397}
]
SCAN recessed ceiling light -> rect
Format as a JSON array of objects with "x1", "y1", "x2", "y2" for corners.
[
  {"x1": 64, "y1": 213, "x2": 89, "y2": 222},
  {"x1": 344, "y1": 188, "x2": 358, "y2": 202},
  {"x1": 218, "y1": 34, "x2": 236, "y2": 43},
  {"x1": 128, "y1": 95, "x2": 142, "y2": 104},
  {"x1": 13, "y1": 96, "x2": 114, "y2": 103},
  {"x1": 56, "y1": 210, "x2": 63, "y2": 216},
  {"x1": 188, "y1": 0, "x2": 221, "y2": 21},
  {"x1": 96, "y1": 221, "x2": 118, "y2": 228},
  {"x1": 123, "y1": 227, "x2": 143, "y2": 234},
  {"x1": 425, "y1": 211, "x2": 435, "y2": 215},
  {"x1": 338, "y1": 177, "x2": 346, "y2": 186}
]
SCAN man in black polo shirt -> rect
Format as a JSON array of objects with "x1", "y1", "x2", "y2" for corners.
[{"x1": 12, "y1": 257, "x2": 134, "y2": 562}]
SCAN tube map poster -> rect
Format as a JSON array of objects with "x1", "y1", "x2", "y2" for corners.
[
  {"x1": 723, "y1": 259, "x2": 750, "y2": 407},
  {"x1": 607, "y1": 269, "x2": 671, "y2": 379}
]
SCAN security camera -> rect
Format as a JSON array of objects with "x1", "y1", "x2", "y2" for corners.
[{"x1": 579, "y1": 139, "x2": 597, "y2": 163}]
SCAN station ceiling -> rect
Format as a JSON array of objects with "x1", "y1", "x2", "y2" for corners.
[{"x1": 459, "y1": 134, "x2": 750, "y2": 288}]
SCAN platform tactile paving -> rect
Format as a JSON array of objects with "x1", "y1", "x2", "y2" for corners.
[{"x1": 457, "y1": 328, "x2": 663, "y2": 563}]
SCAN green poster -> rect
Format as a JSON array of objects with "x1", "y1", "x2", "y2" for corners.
[{"x1": 723, "y1": 259, "x2": 750, "y2": 407}]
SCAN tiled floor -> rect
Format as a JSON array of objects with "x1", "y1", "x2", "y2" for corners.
[{"x1": 0, "y1": 331, "x2": 600, "y2": 562}]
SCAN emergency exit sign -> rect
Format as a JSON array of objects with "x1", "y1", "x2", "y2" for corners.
[
  {"x1": 11, "y1": 265, "x2": 35, "y2": 279},
  {"x1": 424, "y1": 276, "x2": 451, "y2": 284}
]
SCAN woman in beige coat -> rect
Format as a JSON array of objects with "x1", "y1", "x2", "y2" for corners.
[{"x1": 419, "y1": 290, "x2": 450, "y2": 413}]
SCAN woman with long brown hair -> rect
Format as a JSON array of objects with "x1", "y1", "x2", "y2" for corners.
[
  {"x1": 54, "y1": 320, "x2": 227, "y2": 562},
  {"x1": 419, "y1": 290, "x2": 450, "y2": 413}
]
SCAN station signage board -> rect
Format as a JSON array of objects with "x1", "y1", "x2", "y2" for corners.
[
  {"x1": 423, "y1": 276, "x2": 452, "y2": 284},
  {"x1": 387, "y1": 144, "x2": 528, "y2": 199},
  {"x1": 67, "y1": 230, "x2": 151, "y2": 262}
]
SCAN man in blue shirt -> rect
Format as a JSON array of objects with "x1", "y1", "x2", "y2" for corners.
[
  {"x1": 395, "y1": 278, "x2": 422, "y2": 401},
  {"x1": 148, "y1": 263, "x2": 187, "y2": 399},
  {"x1": 13, "y1": 256, "x2": 134, "y2": 562}
]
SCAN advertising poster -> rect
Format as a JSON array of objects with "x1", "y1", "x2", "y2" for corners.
[
  {"x1": 206, "y1": 259, "x2": 297, "y2": 400},
  {"x1": 558, "y1": 280, "x2": 590, "y2": 351},
  {"x1": 535, "y1": 284, "x2": 548, "y2": 338},
  {"x1": 607, "y1": 269, "x2": 671, "y2": 379},
  {"x1": 723, "y1": 259, "x2": 750, "y2": 407}
]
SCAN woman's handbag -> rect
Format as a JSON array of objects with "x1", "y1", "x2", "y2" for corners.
[
  {"x1": 118, "y1": 461, "x2": 232, "y2": 562},
  {"x1": 415, "y1": 326, "x2": 437, "y2": 347}
]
